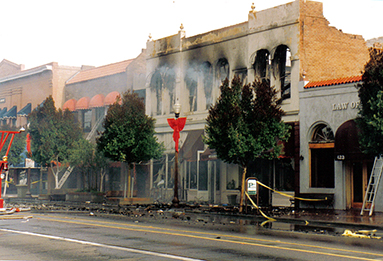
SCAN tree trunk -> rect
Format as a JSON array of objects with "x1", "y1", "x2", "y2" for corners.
[
  {"x1": 51, "y1": 162, "x2": 59, "y2": 189},
  {"x1": 239, "y1": 166, "x2": 247, "y2": 213},
  {"x1": 99, "y1": 168, "x2": 106, "y2": 192}
]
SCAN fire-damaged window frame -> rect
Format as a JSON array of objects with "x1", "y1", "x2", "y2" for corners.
[
  {"x1": 185, "y1": 66, "x2": 198, "y2": 112},
  {"x1": 150, "y1": 68, "x2": 176, "y2": 116},
  {"x1": 216, "y1": 58, "x2": 230, "y2": 87},
  {"x1": 273, "y1": 45, "x2": 291, "y2": 100},
  {"x1": 201, "y1": 61, "x2": 213, "y2": 110}
]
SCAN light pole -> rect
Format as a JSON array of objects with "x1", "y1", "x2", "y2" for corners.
[{"x1": 167, "y1": 102, "x2": 186, "y2": 207}]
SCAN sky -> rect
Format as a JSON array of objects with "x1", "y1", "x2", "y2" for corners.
[{"x1": 1, "y1": 0, "x2": 382, "y2": 69}]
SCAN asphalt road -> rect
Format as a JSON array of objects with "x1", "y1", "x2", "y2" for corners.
[{"x1": 0, "y1": 212, "x2": 383, "y2": 260}]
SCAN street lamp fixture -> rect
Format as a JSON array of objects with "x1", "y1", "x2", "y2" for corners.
[{"x1": 167, "y1": 102, "x2": 186, "y2": 207}]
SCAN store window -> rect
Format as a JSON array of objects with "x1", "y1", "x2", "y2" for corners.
[{"x1": 309, "y1": 123, "x2": 335, "y2": 188}]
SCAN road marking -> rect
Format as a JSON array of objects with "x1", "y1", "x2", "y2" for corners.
[
  {"x1": 0, "y1": 228, "x2": 204, "y2": 261},
  {"x1": 33, "y1": 215, "x2": 381, "y2": 261},
  {"x1": 36, "y1": 214, "x2": 383, "y2": 259}
]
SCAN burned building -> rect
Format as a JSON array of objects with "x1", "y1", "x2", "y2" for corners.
[{"x1": 145, "y1": 0, "x2": 369, "y2": 205}]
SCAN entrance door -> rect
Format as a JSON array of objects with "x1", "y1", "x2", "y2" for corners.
[{"x1": 352, "y1": 161, "x2": 372, "y2": 208}]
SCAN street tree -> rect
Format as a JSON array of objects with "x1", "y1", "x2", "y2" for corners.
[
  {"x1": 204, "y1": 76, "x2": 290, "y2": 212},
  {"x1": 68, "y1": 140, "x2": 110, "y2": 192},
  {"x1": 97, "y1": 91, "x2": 164, "y2": 197},
  {"x1": 357, "y1": 48, "x2": 383, "y2": 156},
  {"x1": 28, "y1": 96, "x2": 83, "y2": 188}
]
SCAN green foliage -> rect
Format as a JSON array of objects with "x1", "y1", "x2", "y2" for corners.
[
  {"x1": 97, "y1": 91, "x2": 164, "y2": 165},
  {"x1": 0, "y1": 125, "x2": 26, "y2": 166},
  {"x1": 204, "y1": 76, "x2": 290, "y2": 167},
  {"x1": 28, "y1": 96, "x2": 83, "y2": 165},
  {"x1": 357, "y1": 49, "x2": 383, "y2": 155}
]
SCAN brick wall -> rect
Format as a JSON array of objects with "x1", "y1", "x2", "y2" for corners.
[{"x1": 299, "y1": 0, "x2": 369, "y2": 82}]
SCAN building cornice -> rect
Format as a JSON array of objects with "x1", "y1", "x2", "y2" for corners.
[{"x1": 0, "y1": 65, "x2": 52, "y2": 84}]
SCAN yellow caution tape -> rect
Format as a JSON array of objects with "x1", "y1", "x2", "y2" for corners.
[
  {"x1": 256, "y1": 181, "x2": 327, "y2": 202},
  {"x1": 245, "y1": 191, "x2": 276, "y2": 221}
]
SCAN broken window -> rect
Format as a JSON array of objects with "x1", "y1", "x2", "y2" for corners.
[
  {"x1": 150, "y1": 68, "x2": 175, "y2": 116},
  {"x1": 274, "y1": 45, "x2": 291, "y2": 100},
  {"x1": 201, "y1": 62, "x2": 213, "y2": 110},
  {"x1": 185, "y1": 67, "x2": 198, "y2": 112},
  {"x1": 217, "y1": 58, "x2": 229, "y2": 85},
  {"x1": 150, "y1": 71, "x2": 163, "y2": 115},
  {"x1": 254, "y1": 49, "x2": 270, "y2": 80},
  {"x1": 309, "y1": 124, "x2": 335, "y2": 188},
  {"x1": 234, "y1": 68, "x2": 248, "y2": 85}
]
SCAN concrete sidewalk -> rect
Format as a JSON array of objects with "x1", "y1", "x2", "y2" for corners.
[{"x1": 274, "y1": 209, "x2": 383, "y2": 229}]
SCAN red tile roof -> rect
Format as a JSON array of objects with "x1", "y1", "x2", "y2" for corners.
[
  {"x1": 66, "y1": 59, "x2": 134, "y2": 85},
  {"x1": 304, "y1": 75, "x2": 362, "y2": 89}
]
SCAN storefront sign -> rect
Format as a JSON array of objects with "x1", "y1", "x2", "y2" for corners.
[
  {"x1": 336, "y1": 155, "x2": 345, "y2": 161},
  {"x1": 332, "y1": 101, "x2": 360, "y2": 111}
]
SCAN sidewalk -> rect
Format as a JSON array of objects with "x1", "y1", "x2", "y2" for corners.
[{"x1": 274, "y1": 209, "x2": 383, "y2": 229}]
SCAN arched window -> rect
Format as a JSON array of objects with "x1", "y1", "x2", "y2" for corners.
[
  {"x1": 150, "y1": 71, "x2": 163, "y2": 115},
  {"x1": 274, "y1": 45, "x2": 291, "y2": 100},
  {"x1": 309, "y1": 123, "x2": 335, "y2": 188},
  {"x1": 254, "y1": 49, "x2": 270, "y2": 80},
  {"x1": 150, "y1": 68, "x2": 175, "y2": 116},
  {"x1": 185, "y1": 67, "x2": 198, "y2": 112},
  {"x1": 217, "y1": 58, "x2": 229, "y2": 85},
  {"x1": 201, "y1": 62, "x2": 213, "y2": 110}
]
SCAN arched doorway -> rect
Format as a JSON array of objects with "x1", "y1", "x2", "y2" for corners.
[{"x1": 335, "y1": 120, "x2": 373, "y2": 209}]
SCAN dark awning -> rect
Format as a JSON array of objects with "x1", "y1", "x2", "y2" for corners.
[
  {"x1": 335, "y1": 120, "x2": 367, "y2": 160},
  {"x1": 3, "y1": 105, "x2": 17, "y2": 119},
  {"x1": 0, "y1": 107, "x2": 7, "y2": 119},
  {"x1": 17, "y1": 103, "x2": 31, "y2": 117},
  {"x1": 180, "y1": 130, "x2": 204, "y2": 161}
]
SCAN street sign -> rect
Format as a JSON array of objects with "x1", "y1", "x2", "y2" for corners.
[{"x1": 246, "y1": 177, "x2": 258, "y2": 195}]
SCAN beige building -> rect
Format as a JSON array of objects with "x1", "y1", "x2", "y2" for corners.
[
  {"x1": 0, "y1": 59, "x2": 81, "y2": 128},
  {"x1": 145, "y1": 0, "x2": 369, "y2": 205}
]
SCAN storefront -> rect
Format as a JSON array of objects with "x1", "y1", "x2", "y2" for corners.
[{"x1": 299, "y1": 76, "x2": 383, "y2": 211}]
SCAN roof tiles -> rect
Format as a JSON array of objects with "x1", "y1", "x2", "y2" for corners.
[
  {"x1": 66, "y1": 59, "x2": 134, "y2": 85},
  {"x1": 304, "y1": 75, "x2": 362, "y2": 89}
]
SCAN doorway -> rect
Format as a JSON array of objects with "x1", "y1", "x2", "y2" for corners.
[{"x1": 351, "y1": 161, "x2": 372, "y2": 208}]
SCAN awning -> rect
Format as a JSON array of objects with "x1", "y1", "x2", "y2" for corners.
[
  {"x1": 0, "y1": 107, "x2": 7, "y2": 119},
  {"x1": 63, "y1": 99, "x2": 77, "y2": 111},
  {"x1": 75, "y1": 97, "x2": 90, "y2": 110},
  {"x1": 180, "y1": 130, "x2": 204, "y2": 161},
  {"x1": 3, "y1": 105, "x2": 17, "y2": 119},
  {"x1": 104, "y1": 91, "x2": 121, "y2": 105},
  {"x1": 89, "y1": 94, "x2": 105, "y2": 108},
  {"x1": 335, "y1": 120, "x2": 366, "y2": 160},
  {"x1": 17, "y1": 103, "x2": 31, "y2": 117}
]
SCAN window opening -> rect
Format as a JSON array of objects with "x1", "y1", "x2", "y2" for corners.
[
  {"x1": 185, "y1": 67, "x2": 198, "y2": 112},
  {"x1": 217, "y1": 58, "x2": 229, "y2": 84},
  {"x1": 274, "y1": 46, "x2": 291, "y2": 100},
  {"x1": 201, "y1": 62, "x2": 213, "y2": 110},
  {"x1": 310, "y1": 124, "x2": 335, "y2": 188},
  {"x1": 254, "y1": 49, "x2": 270, "y2": 80}
]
